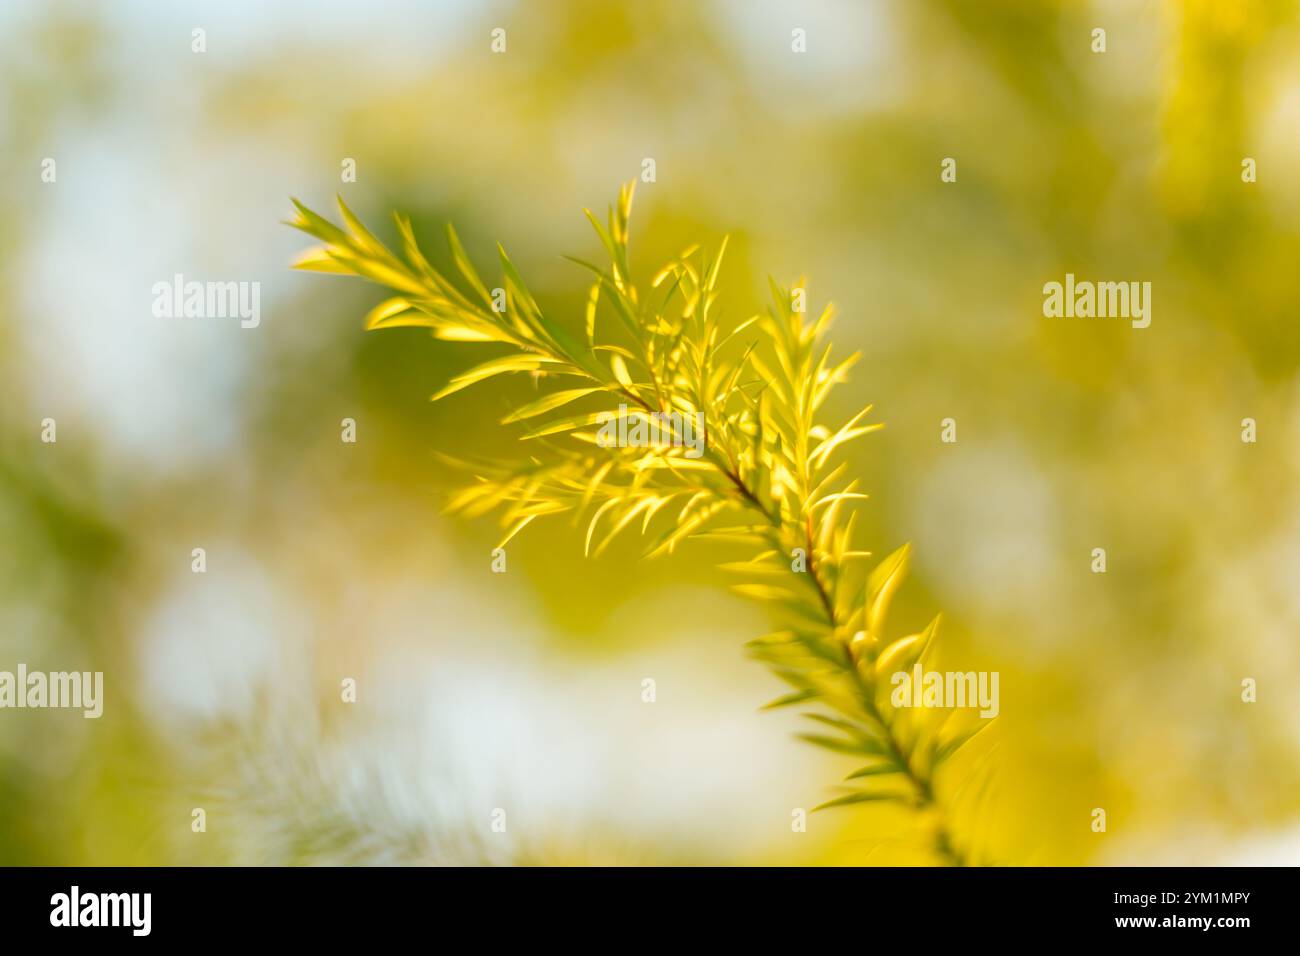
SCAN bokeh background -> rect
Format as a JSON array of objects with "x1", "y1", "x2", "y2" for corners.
[{"x1": 2, "y1": 0, "x2": 1299, "y2": 865}]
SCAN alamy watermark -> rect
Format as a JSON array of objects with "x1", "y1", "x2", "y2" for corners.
[
  {"x1": 595, "y1": 404, "x2": 706, "y2": 458},
  {"x1": 890, "y1": 663, "x2": 999, "y2": 718},
  {"x1": 1043, "y1": 273, "x2": 1150, "y2": 329},
  {"x1": 152, "y1": 274, "x2": 260, "y2": 328},
  {"x1": 50, "y1": 886, "x2": 150, "y2": 936},
  {"x1": 0, "y1": 665, "x2": 103, "y2": 718}
]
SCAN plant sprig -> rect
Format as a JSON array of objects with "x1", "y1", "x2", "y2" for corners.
[{"x1": 287, "y1": 183, "x2": 994, "y2": 865}]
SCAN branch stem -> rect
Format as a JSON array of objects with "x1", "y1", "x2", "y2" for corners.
[{"x1": 723, "y1": 465, "x2": 967, "y2": 866}]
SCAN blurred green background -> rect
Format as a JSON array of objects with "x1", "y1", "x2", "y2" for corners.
[{"x1": 2, "y1": 0, "x2": 1299, "y2": 865}]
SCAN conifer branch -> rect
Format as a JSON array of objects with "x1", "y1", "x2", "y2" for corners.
[{"x1": 287, "y1": 183, "x2": 994, "y2": 864}]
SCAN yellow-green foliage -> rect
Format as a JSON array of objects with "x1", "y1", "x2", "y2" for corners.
[{"x1": 288, "y1": 184, "x2": 993, "y2": 865}]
